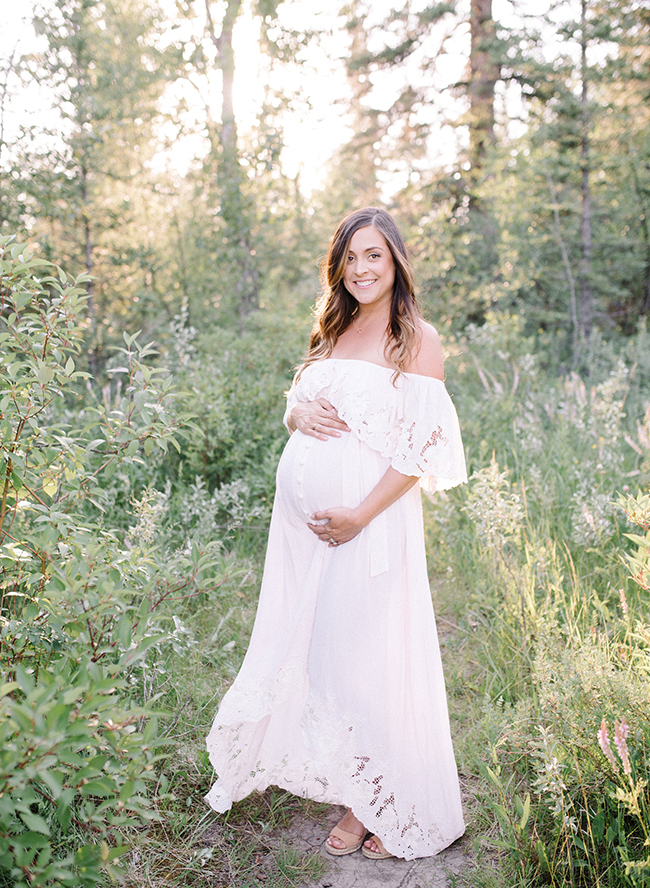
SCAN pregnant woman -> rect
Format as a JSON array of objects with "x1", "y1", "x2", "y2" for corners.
[{"x1": 205, "y1": 207, "x2": 467, "y2": 861}]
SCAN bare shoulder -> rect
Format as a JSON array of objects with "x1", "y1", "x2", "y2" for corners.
[{"x1": 406, "y1": 320, "x2": 444, "y2": 380}]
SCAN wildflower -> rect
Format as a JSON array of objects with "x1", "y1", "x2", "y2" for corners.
[
  {"x1": 464, "y1": 458, "x2": 523, "y2": 549},
  {"x1": 533, "y1": 727, "x2": 567, "y2": 817},
  {"x1": 619, "y1": 587, "x2": 628, "y2": 617},
  {"x1": 127, "y1": 485, "x2": 170, "y2": 547},
  {"x1": 597, "y1": 719, "x2": 619, "y2": 772},
  {"x1": 614, "y1": 719, "x2": 632, "y2": 776},
  {"x1": 571, "y1": 488, "x2": 615, "y2": 546}
]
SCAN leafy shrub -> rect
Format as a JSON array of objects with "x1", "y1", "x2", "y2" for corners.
[
  {"x1": 0, "y1": 235, "x2": 224, "y2": 885},
  {"x1": 0, "y1": 663, "x2": 161, "y2": 888},
  {"x1": 164, "y1": 307, "x2": 303, "y2": 494}
]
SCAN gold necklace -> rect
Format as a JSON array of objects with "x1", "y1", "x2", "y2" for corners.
[{"x1": 352, "y1": 313, "x2": 362, "y2": 333}]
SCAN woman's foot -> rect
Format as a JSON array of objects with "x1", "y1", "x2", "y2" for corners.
[
  {"x1": 362, "y1": 834, "x2": 394, "y2": 860},
  {"x1": 325, "y1": 808, "x2": 367, "y2": 856}
]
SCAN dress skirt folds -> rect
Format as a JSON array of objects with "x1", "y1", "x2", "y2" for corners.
[{"x1": 205, "y1": 359, "x2": 467, "y2": 860}]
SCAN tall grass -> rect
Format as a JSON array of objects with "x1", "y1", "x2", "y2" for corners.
[{"x1": 426, "y1": 314, "x2": 650, "y2": 887}]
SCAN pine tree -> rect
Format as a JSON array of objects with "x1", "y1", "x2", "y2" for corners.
[{"x1": 14, "y1": 0, "x2": 174, "y2": 372}]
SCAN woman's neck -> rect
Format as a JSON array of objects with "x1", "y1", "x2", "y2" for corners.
[
  {"x1": 329, "y1": 303, "x2": 394, "y2": 366},
  {"x1": 352, "y1": 302, "x2": 390, "y2": 331}
]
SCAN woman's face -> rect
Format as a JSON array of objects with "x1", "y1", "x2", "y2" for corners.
[{"x1": 342, "y1": 225, "x2": 395, "y2": 310}]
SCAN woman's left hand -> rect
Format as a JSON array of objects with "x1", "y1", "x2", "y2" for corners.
[
  {"x1": 308, "y1": 508, "x2": 365, "y2": 547},
  {"x1": 307, "y1": 468, "x2": 419, "y2": 549}
]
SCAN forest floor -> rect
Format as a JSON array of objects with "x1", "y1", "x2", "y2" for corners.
[{"x1": 273, "y1": 803, "x2": 473, "y2": 888}]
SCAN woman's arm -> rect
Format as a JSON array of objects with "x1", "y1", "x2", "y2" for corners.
[
  {"x1": 308, "y1": 466, "x2": 418, "y2": 547},
  {"x1": 287, "y1": 399, "x2": 350, "y2": 440}
]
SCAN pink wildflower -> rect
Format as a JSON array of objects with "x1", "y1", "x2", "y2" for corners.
[
  {"x1": 597, "y1": 719, "x2": 618, "y2": 772},
  {"x1": 619, "y1": 587, "x2": 628, "y2": 617},
  {"x1": 614, "y1": 718, "x2": 632, "y2": 776}
]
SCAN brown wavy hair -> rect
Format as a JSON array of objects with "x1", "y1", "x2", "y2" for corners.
[{"x1": 303, "y1": 207, "x2": 421, "y2": 374}]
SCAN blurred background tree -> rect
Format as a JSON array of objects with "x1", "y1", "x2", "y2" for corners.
[{"x1": 7, "y1": 0, "x2": 178, "y2": 375}]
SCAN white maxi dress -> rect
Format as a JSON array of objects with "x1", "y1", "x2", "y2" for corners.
[{"x1": 206, "y1": 358, "x2": 467, "y2": 860}]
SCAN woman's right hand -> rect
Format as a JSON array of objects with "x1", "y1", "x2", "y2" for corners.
[{"x1": 288, "y1": 399, "x2": 350, "y2": 440}]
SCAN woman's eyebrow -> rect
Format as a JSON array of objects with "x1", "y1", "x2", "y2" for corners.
[{"x1": 348, "y1": 245, "x2": 386, "y2": 254}]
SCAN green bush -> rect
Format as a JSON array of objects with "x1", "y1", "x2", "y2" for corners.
[
  {"x1": 163, "y1": 305, "x2": 304, "y2": 495},
  {"x1": 0, "y1": 663, "x2": 161, "y2": 888},
  {"x1": 0, "y1": 235, "x2": 224, "y2": 885}
]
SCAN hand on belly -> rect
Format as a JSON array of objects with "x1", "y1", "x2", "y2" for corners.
[
  {"x1": 290, "y1": 398, "x2": 350, "y2": 440},
  {"x1": 308, "y1": 507, "x2": 365, "y2": 548}
]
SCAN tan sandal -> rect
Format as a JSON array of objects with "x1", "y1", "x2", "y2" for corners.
[
  {"x1": 362, "y1": 835, "x2": 394, "y2": 860},
  {"x1": 324, "y1": 825, "x2": 365, "y2": 856}
]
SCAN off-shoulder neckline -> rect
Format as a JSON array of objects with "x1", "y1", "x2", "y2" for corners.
[{"x1": 314, "y1": 357, "x2": 445, "y2": 383}]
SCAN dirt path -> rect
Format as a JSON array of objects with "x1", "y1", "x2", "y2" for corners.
[{"x1": 282, "y1": 804, "x2": 474, "y2": 888}]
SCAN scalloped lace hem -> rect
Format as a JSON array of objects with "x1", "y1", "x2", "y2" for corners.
[{"x1": 205, "y1": 690, "x2": 465, "y2": 860}]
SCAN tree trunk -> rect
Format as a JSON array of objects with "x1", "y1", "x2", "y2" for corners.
[
  {"x1": 579, "y1": 0, "x2": 593, "y2": 345},
  {"x1": 212, "y1": 0, "x2": 239, "y2": 173},
  {"x1": 205, "y1": 0, "x2": 258, "y2": 320},
  {"x1": 81, "y1": 161, "x2": 99, "y2": 379},
  {"x1": 468, "y1": 0, "x2": 498, "y2": 170},
  {"x1": 629, "y1": 158, "x2": 650, "y2": 316},
  {"x1": 463, "y1": 0, "x2": 500, "y2": 291},
  {"x1": 344, "y1": 4, "x2": 381, "y2": 207}
]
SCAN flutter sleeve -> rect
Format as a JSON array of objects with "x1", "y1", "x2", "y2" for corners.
[{"x1": 391, "y1": 376, "x2": 467, "y2": 493}]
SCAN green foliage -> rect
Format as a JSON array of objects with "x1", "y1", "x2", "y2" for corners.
[
  {"x1": 164, "y1": 305, "x2": 305, "y2": 496},
  {"x1": 426, "y1": 314, "x2": 650, "y2": 887},
  {"x1": 0, "y1": 235, "x2": 188, "y2": 591},
  {"x1": 3, "y1": 0, "x2": 181, "y2": 366},
  {"x1": 0, "y1": 665, "x2": 161, "y2": 888},
  {"x1": 617, "y1": 490, "x2": 650, "y2": 595},
  {"x1": 0, "y1": 236, "x2": 227, "y2": 886},
  {"x1": 384, "y1": 2, "x2": 650, "y2": 359}
]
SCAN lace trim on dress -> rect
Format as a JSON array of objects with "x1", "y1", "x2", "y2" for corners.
[
  {"x1": 205, "y1": 689, "x2": 463, "y2": 860},
  {"x1": 283, "y1": 359, "x2": 467, "y2": 493},
  {"x1": 215, "y1": 661, "x2": 304, "y2": 724}
]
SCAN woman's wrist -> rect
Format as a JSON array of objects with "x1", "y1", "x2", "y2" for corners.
[
  {"x1": 354, "y1": 470, "x2": 419, "y2": 529},
  {"x1": 352, "y1": 503, "x2": 374, "y2": 530}
]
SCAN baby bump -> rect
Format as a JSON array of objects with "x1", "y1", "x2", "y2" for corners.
[{"x1": 276, "y1": 431, "x2": 389, "y2": 519}]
